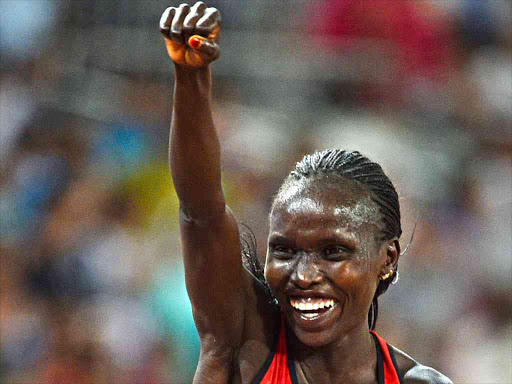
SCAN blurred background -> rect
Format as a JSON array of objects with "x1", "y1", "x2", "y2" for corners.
[{"x1": 1, "y1": 0, "x2": 511, "y2": 383}]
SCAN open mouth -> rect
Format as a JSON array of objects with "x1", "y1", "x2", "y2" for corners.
[{"x1": 289, "y1": 297, "x2": 338, "y2": 321}]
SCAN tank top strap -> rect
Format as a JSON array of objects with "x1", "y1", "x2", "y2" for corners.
[
  {"x1": 370, "y1": 331, "x2": 404, "y2": 384},
  {"x1": 254, "y1": 323, "x2": 402, "y2": 383},
  {"x1": 252, "y1": 316, "x2": 298, "y2": 384}
]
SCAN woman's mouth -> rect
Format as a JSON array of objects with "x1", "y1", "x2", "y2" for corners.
[{"x1": 289, "y1": 297, "x2": 339, "y2": 322}]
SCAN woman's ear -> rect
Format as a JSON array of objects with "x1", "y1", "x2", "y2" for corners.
[
  {"x1": 380, "y1": 238, "x2": 400, "y2": 276},
  {"x1": 390, "y1": 239, "x2": 400, "y2": 267}
]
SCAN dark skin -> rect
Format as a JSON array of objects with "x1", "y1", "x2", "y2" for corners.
[
  {"x1": 160, "y1": 3, "x2": 453, "y2": 383},
  {"x1": 267, "y1": 180, "x2": 391, "y2": 383}
]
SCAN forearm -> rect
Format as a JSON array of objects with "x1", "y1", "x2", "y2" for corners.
[{"x1": 169, "y1": 65, "x2": 225, "y2": 219}]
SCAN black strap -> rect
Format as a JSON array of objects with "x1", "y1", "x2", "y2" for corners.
[
  {"x1": 256, "y1": 327, "x2": 398, "y2": 384},
  {"x1": 388, "y1": 344, "x2": 405, "y2": 384},
  {"x1": 371, "y1": 333, "x2": 385, "y2": 384},
  {"x1": 286, "y1": 322, "x2": 300, "y2": 384},
  {"x1": 250, "y1": 324, "x2": 280, "y2": 384}
]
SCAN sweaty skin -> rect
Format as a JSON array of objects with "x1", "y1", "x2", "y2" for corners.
[
  {"x1": 334, "y1": 198, "x2": 382, "y2": 227},
  {"x1": 276, "y1": 176, "x2": 383, "y2": 229},
  {"x1": 161, "y1": 2, "x2": 453, "y2": 383},
  {"x1": 266, "y1": 181, "x2": 385, "y2": 350}
]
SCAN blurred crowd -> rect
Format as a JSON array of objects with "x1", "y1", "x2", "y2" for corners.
[{"x1": 1, "y1": 0, "x2": 510, "y2": 383}]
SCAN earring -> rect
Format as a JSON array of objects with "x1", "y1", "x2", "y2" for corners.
[
  {"x1": 379, "y1": 270, "x2": 393, "y2": 281},
  {"x1": 391, "y1": 271, "x2": 400, "y2": 285}
]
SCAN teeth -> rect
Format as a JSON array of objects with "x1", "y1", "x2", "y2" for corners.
[{"x1": 290, "y1": 298, "x2": 336, "y2": 311}]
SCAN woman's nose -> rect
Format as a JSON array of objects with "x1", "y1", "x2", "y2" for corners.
[{"x1": 291, "y1": 256, "x2": 322, "y2": 289}]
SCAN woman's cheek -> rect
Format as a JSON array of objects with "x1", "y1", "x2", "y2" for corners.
[
  {"x1": 337, "y1": 262, "x2": 360, "y2": 283},
  {"x1": 337, "y1": 261, "x2": 377, "y2": 300},
  {"x1": 264, "y1": 261, "x2": 278, "y2": 285},
  {"x1": 335, "y1": 261, "x2": 371, "y2": 290},
  {"x1": 264, "y1": 260, "x2": 288, "y2": 293}
]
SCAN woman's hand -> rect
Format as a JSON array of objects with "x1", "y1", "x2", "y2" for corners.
[{"x1": 160, "y1": 2, "x2": 221, "y2": 68}]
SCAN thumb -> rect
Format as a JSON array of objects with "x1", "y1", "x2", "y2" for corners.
[{"x1": 188, "y1": 35, "x2": 219, "y2": 60}]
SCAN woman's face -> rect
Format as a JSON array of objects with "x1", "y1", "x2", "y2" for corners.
[{"x1": 264, "y1": 177, "x2": 393, "y2": 347}]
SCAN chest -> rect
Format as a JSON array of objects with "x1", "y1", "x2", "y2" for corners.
[{"x1": 234, "y1": 334, "x2": 402, "y2": 384}]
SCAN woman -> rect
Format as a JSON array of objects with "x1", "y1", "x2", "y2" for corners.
[{"x1": 159, "y1": 2, "x2": 453, "y2": 383}]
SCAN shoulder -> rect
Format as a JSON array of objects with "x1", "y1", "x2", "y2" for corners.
[
  {"x1": 403, "y1": 365, "x2": 453, "y2": 384},
  {"x1": 390, "y1": 346, "x2": 453, "y2": 384}
]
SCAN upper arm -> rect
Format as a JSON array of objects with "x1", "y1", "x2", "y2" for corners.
[
  {"x1": 404, "y1": 365, "x2": 453, "y2": 384},
  {"x1": 179, "y1": 204, "x2": 257, "y2": 347}
]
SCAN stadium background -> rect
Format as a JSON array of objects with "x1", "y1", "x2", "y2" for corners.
[{"x1": 1, "y1": 0, "x2": 511, "y2": 382}]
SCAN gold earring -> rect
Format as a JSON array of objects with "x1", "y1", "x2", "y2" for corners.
[{"x1": 379, "y1": 270, "x2": 393, "y2": 281}]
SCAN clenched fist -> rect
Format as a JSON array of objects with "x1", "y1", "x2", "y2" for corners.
[{"x1": 160, "y1": 2, "x2": 221, "y2": 68}]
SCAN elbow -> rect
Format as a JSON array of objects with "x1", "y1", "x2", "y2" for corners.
[{"x1": 179, "y1": 198, "x2": 227, "y2": 224}]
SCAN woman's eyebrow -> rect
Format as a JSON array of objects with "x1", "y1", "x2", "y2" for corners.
[
  {"x1": 317, "y1": 234, "x2": 358, "y2": 249},
  {"x1": 268, "y1": 232, "x2": 358, "y2": 250},
  {"x1": 267, "y1": 234, "x2": 294, "y2": 246}
]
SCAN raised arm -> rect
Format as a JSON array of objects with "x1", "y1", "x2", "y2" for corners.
[
  {"x1": 161, "y1": 2, "x2": 222, "y2": 218},
  {"x1": 160, "y1": 2, "x2": 253, "y2": 351}
]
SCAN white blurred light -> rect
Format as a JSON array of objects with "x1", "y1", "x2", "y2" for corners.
[{"x1": 0, "y1": 0, "x2": 57, "y2": 60}]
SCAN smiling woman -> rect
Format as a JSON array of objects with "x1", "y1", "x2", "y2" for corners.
[
  {"x1": 160, "y1": 2, "x2": 453, "y2": 383},
  {"x1": 265, "y1": 153, "x2": 400, "y2": 337}
]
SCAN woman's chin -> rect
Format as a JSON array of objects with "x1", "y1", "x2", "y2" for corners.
[
  {"x1": 292, "y1": 326, "x2": 338, "y2": 348},
  {"x1": 285, "y1": 303, "x2": 343, "y2": 348}
]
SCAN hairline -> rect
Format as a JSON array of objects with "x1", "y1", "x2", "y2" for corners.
[{"x1": 270, "y1": 173, "x2": 387, "y2": 241}]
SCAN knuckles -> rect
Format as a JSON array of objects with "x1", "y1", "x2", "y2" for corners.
[
  {"x1": 161, "y1": 2, "x2": 221, "y2": 41},
  {"x1": 160, "y1": 1, "x2": 221, "y2": 66},
  {"x1": 161, "y1": 2, "x2": 220, "y2": 30},
  {"x1": 170, "y1": 30, "x2": 183, "y2": 42}
]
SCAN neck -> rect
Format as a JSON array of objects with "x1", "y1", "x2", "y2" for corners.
[{"x1": 290, "y1": 323, "x2": 377, "y2": 383}]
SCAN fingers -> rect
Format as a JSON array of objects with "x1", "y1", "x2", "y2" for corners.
[
  {"x1": 195, "y1": 7, "x2": 221, "y2": 40},
  {"x1": 183, "y1": 1, "x2": 207, "y2": 43},
  {"x1": 159, "y1": 7, "x2": 175, "y2": 37},
  {"x1": 170, "y1": 3, "x2": 190, "y2": 45},
  {"x1": 160, "y1": 2, "x2": 221, "y2": 67},
  {"x1": 188, "y1": 35, "x2": 219, "y2": 61},
  {"x1": 160, "y1": 2, "x2": 220, "y2": 44}
]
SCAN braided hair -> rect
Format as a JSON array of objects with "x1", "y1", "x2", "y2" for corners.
[{"x1": 241, "y1": 149, "x2": 402, "y2": 329}]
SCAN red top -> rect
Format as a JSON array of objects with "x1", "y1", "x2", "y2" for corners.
[
  {"x1": 370, "y1": 330, "x2": 403, "y2": 384},
  {"x1": 253, "y1": 318, "x2": 403, "y2": 384}
]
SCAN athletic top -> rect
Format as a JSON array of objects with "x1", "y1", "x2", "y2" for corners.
[{"x1": 251, "y1": 317, "x2": 404, "y2": 384}]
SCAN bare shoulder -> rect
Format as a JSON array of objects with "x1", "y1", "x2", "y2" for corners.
[
  {"x1": 403, "y1": 365, "x2": 453, "y2": 384},
  {"x1": 390, "y1": 346, "x2": 453, "y2": 384}
]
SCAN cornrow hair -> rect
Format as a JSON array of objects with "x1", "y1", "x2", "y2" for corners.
[{"x1": 241, "y1": 149, "x2": 402, "y2": 330}]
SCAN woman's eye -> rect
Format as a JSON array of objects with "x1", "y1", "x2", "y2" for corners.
[
  {"x1": 324, "y1": 246, "x2": 349, "y2": 259},
  {"x1": 272, "y1": 246, "x2": 295, "y2": 259}
]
